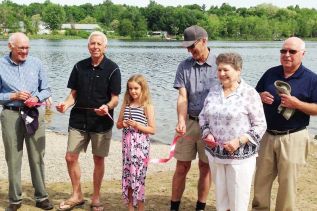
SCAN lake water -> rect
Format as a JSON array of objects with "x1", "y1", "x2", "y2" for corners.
[{"x1": 1, "y1": 39, "x2": 317, "y2": 144}]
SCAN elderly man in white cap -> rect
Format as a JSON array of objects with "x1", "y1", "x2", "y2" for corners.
[{"x1": 170, "y1": 25, "x2": 219, "y2": 211}]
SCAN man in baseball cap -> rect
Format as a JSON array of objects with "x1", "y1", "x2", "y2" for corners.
[
  {"x1": 171, "y1": 25, "x2": 218, "y2": 211},
  {"x1": 182, "y1": 25, "x2": 208, "y2": 48}
]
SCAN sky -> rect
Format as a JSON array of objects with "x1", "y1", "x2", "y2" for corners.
[{"x1": 6, "y1": 0, "x2": 317, "y2": 9}]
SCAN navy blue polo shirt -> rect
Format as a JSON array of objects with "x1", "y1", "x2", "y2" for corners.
[
  {"x1": 67, "y1": 55, "x2": 121, "y2": 132},
  {"x1": 256, "y1": 64, "x2": 317, "y2": 131}
]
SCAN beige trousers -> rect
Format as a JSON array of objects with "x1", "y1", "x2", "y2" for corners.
[{"x1": 252, "y1": 129, "x2": 310, "y2": 211}]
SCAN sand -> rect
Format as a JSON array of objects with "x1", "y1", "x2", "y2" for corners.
[{"x1": 0, "y1": 130, "x2": 316, "y2": 210}]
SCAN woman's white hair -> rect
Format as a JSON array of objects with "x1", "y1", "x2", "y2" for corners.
[{"x1": 88, "y1": 31, "x2": 108, "y2": 46}]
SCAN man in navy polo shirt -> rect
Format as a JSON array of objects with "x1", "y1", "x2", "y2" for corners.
[
  {"x1": 56, "y1": 31, "x2": 121, "y2": 211},
  {"x1": 252, "y1": 37, "x2": 317, "y2": 211}
]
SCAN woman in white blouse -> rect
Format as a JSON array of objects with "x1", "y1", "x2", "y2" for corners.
[{"x1": 199, "y1": 52, "x2": 267, "y2": 211}]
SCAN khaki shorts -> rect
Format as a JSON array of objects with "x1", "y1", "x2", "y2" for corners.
[
  {"x1": 67, "y1": 127, "x2": 112, "y2": 157},
  {"x1": 174, "y1": 117, "x2": 208, "y2": 163}
]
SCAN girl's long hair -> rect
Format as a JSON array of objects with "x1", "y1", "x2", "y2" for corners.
[{"x1": 123, "y1": 74, "x2": 152, "y2": 109}]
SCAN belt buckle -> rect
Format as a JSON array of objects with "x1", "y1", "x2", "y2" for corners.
[{"x1": 189, "y1": 115, "x2": 199, "y2": 121}]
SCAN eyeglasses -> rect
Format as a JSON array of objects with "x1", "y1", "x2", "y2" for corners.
[
  {"x1": 187, "y1": 39, "x2": 201, "y2": 50},
  {"x1": 280, "y1": 49, "x2": 300, "y2": 55},
  {"x1": 16, "y1": 46, "x2": 30, "y2": 52}
]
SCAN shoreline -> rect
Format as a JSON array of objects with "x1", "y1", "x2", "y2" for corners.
[{"x1": 0, "y1": 130, "x2": 176, "y2": 183}]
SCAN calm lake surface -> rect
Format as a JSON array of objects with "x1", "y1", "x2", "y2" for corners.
[{"x1": 1, "y1": 39, "x2": 317, "y2": 144}]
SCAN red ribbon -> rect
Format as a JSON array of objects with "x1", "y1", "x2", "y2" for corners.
[
  {"x1": 149, "y1": 135, "x2": 192, "y2": 164},
  {"x1": 24, "y1": 101, "x2": 114, "y2": 120}
]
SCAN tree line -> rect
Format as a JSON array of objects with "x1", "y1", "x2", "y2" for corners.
[{"x1": 1, "y1": 0, "x2": 317, "y2": 40}]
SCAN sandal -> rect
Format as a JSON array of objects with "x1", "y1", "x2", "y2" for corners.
[
  {"x1": 90, "y1": 202, "x2": 104, "y2": 211},
  {"x1": 57, "y1": 199, "x2": 85, "y2": 211}
]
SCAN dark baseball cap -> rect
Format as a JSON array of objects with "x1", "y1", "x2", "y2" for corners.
[{"x1": 182, "y1": 25, "x2": 208, "y2": 48}]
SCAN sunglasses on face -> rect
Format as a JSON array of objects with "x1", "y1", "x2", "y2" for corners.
[
  {"x1": 187, "y1": 39, "x2": 201, "y2": 50},
  {"x1": 280, "y1": 49, "x2": 300, "y2": 54}
]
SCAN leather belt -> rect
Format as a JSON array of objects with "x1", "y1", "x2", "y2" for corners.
[
  {"x1": 266, "y1": 126, "x2": 306, "y2": 135},
  {"x1": 188, "y1": 115, "x2": 199, "y2": 121},
  {"x1": 3, "y1": 105, "x2": 24, "y2": 112}
]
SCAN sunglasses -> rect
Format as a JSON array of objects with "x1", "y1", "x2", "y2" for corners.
[
  {"x1": 187, "y1": 39, "x2": 201, "y2": 50},
  {"x1": 280, "y1": 49, "x2": 300, "y2": 54}
]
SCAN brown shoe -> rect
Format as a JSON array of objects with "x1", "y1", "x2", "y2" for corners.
[
  {"x1": 36, "y1": 199, "x2": 54, "y2": 210},
  {"x1": 5, "y1": 203, "x2": 21, "y2": 211}
]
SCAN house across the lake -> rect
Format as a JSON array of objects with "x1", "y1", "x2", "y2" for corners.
[{"x1": 61, "y1": 24, "x2": 101, "y2": 32}]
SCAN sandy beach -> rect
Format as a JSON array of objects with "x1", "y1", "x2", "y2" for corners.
[{"x1": 0, "y1": 130, "x2": 316, "y2": 210}]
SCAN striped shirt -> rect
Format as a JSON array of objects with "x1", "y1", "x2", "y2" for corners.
[
  {"x1": 0, "y1": 54, "x2": 51, "y2": 107},
  {"x1": 123, "y1": 106, "x2": 148, "y2": 126}
]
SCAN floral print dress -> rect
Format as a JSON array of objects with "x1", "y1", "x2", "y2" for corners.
[{"x1": 122, "y1": 106, "x2": 150, "y2": 206}]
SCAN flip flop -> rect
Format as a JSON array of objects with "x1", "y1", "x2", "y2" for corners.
[
  {"x1": 90, "y1": 202, "x2": 104, "y2": 211},
  {"x1": 57, "y1": 199, "x2": 85, "y2": 211}
]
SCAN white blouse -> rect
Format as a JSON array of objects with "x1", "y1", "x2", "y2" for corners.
[{"x1": 199, "y1": 79, "x2": 267, "y2": 164}]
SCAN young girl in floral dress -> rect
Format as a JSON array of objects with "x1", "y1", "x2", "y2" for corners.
[{"x1": 117, "y1": 74, "x2": 156, "y2": 211}]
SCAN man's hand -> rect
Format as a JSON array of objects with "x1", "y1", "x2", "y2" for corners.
[
  {"x1": 94, "y1": 104, "x2": 109, "y2": 116},
  {"x1": 260, "y1": 91, "x2": 274, "y2": 104},
  {"x1": 12, "y1": 91, "x2": 31, "y2": 101},
  {"x1": 24, "y1": 96, "x2": 39, "y2": 108},
  {"x1": 280, "y1": 94, "x2": 301, "y2": 109},
  {"x1": 175, "y1": 120, "x2": 186, "y2": 135},
  {"x1": 56, "y1": 102, "x2": 68, "y2": 113}
]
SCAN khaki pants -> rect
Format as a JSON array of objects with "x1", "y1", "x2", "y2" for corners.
[
  {"x1": 67, "y1": 127, "x2": 112, "y2": 157},
  {"x1": 173, "y1": 116, "x2": 208, "y2": 163},
  {"x1": 252, "y1": 129, "x2": 309, "y2": 211},
  {"x1": 1, "y1": 109, "x2": 48, "y2": 203}
]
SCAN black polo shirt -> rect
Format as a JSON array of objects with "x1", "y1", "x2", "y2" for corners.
[{"x1": 67, "y1": 55, "x2": 121, "y2": 132}]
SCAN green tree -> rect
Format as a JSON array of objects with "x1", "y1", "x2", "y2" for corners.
[
  {"x1": 94, "y1": 1, "x2": 125, "y2": 27},
  {"x1": 64, "y1": 5, "x2": 86, "y2": 22},
  {"x1": 119, "y1": 7, "x2": 147, "y2": 38},
  {"x1": 110, "y1": 19, "x2": 119, "y2": 31},
  {"x1": 0, "y1": 1, "x2": 23, "y2": 33},
  {"x1": 42, "y1": 3, "x2": 66, "y2": 30},
  {"x1": 143, "y1": 1, "x2": 165, "y2": 31},
  {"x1": 24, "y1": 14, "x2": 41, "y2": 34},
  {"x1": 198, "y1": 14, "x2": 221, "y2": 39},
  {"x1": 118, "y1": 19, "x2": 133, "y2": 36},
  {"x1": 79, "y1": 16, "x2": 97, "y2": 24},
  {"x1": 24, "y1": 3, "x2": 45, "y2": 17}
]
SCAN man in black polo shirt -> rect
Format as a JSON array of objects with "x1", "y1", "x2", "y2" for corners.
[
  {"x1": 252, "y1": 37, "x2": 317, "y2": 211},
  {"x1": 56, "y1": 31, "x2": 121, "y2": 211}
]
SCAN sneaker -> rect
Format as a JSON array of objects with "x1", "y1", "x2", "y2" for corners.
[{"x1": 35, "y1": 199, "x2": 53, "y2": 210}]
